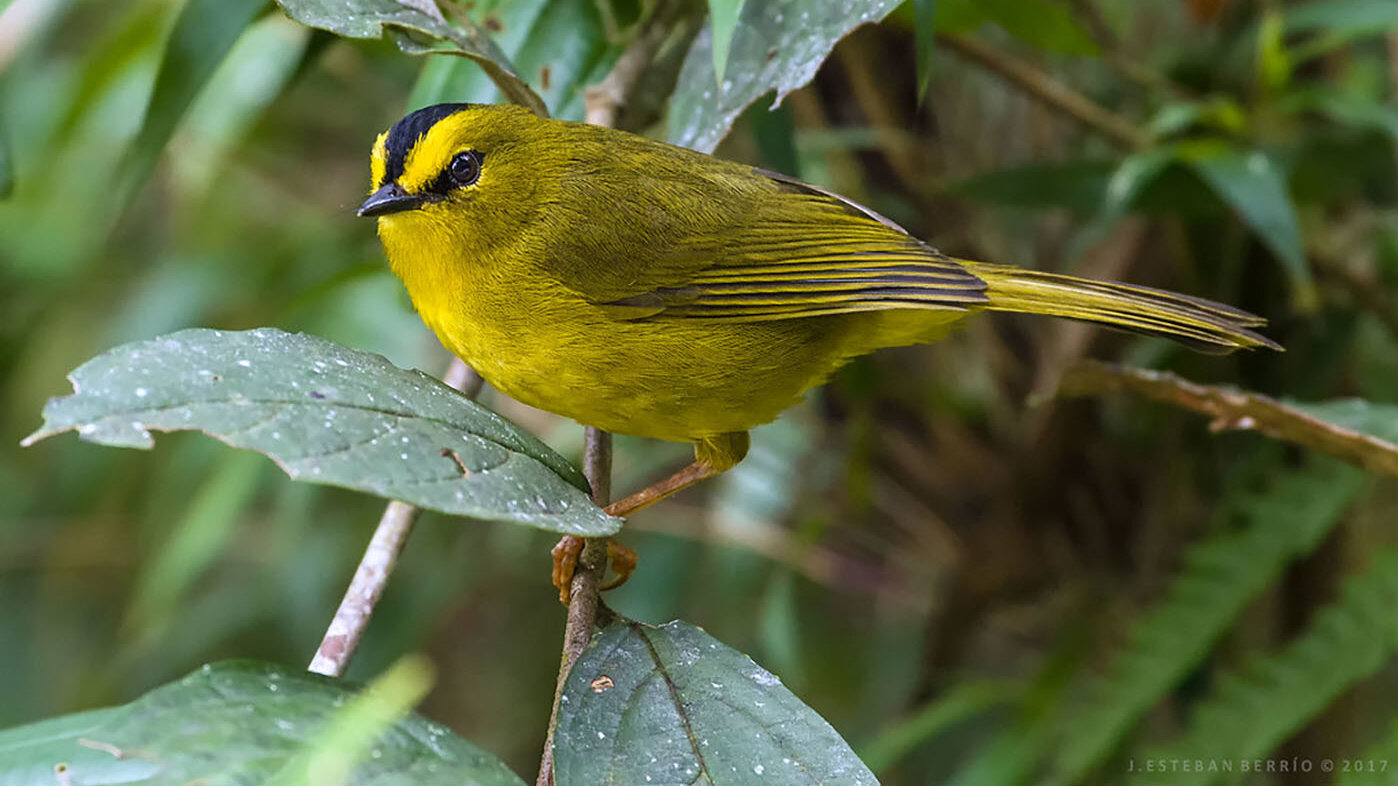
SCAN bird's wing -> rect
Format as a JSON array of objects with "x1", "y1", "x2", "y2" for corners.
[{"x1": 561, "y1": 163, "x2": 989, "y2": 323}]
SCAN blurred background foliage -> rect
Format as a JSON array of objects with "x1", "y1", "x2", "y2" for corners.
[{"x1": 4, "y1": 0, "x2": 1398, "y2": 783}]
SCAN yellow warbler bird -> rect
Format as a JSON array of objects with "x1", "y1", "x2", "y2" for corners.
[{"x1": 359, "y1": 103, "x2": 1277, "y2": 588}]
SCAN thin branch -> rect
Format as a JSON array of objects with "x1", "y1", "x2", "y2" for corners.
[
  {"x1": 938, "y1": 33, "x2": 1150, "y2": 151},
  {"x1": 308, "y1": 358, "x2": 481, "y2": 677},
  {"x1": 582, "y1": 0, "x2": 688, "y2": 128},
  {"x1": 1058, "y1": 361, "x2": 1398, "y2": 480},
  {"x1": 537, "y1": 428, "x2": 612, "y2": 786},
  {"x1": 535, "y1": 3, "x2": 686, "y2": 780}
]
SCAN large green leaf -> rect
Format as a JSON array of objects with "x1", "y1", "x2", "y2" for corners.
[
  {"x1": 668, "y1": 0, "x2": 901, "y2": 153},
  {"x1": 23, "y1": 328, "x2": 619, "y2": 536},
  {"x1": 0, "y1": 660, "x2": 524, "y2": 785},
  {"x1": 554, "y1": 618, "x2": 878, "y2": 785},
  {"x1": 117, "y1": 0, "x2": 268, "y2": 203},
  {"x1": 1176, "y1": 141, "x2": 1314, "y2": 304},
  {"x1": 274, "y1": 0, "x2": 547, "y2": 115}
]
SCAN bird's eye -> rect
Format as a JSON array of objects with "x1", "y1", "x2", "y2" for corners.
[{"x1": 448, "y1": 151, "x2": 481, "y2": 186}]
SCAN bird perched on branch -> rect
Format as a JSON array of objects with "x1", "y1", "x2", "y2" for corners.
[{"x1": 360, "y1": 103, "x2": 1278, "y2": 598}]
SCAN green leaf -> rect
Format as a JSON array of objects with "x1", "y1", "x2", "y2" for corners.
[
  {"x1": 1048, "y1": 458, "x2": 1365, "y2": 784},
  {"x1": 1145, "y1": 548, "x2": 1398, "y2": 785},
  {"x1": 936, "y1": 0, "x2": 1098, "y2": 55},
  {"x1": 0, "y1": 660, "x2": 525, "y2": 785},
  {"x1": 1256, "y1": 9, "x2": 1290, "y2": 93},
  {"x1": 554, "y1": 618, "x2": 878, "y2": 785},
  {"x1": 1286, "y1": 87, "x2": 1398, "y2": 142},
  {"x1": 950, "y1": 160, "x2": 1116, "y2": 214},
  {"x1": 0, "y1": 114, "x2": 12, "y2": 200},
  {"x1": 1286, "y1": 0, "x2": 1398, "y2": 37},
  {"x1": 406, "y1": 0, "x2": 622, "y2": 122},
  {"x1": 669, "y1": 0, "x2": 902, "y2": 152},
  {"x1": 708, "y1": 0, "x2": 744, "y2": 84},
  {"x1": 23, "y1": 328, "x2": 619, "y2": 537},
  {"x1": 118, "y1": 0, "x2": 268, "y2": 202},
  {"x1": 1146, "y1": 98, "x2": 1248, "y2": 139},
  {"x1": 1176, "y1": 141, "x2": 1314, "y2": 305},
  {"x1": 127, "y1": 451, "x2": 264, "y2": 635},
  {"x1": 1287, "y1": 398, "x2": 1398, "y2": 447},
  {"x1": 859, "y1": 680, "x2": 1012, "y2": 774},
  {"x1": 274, "y1": 0, "x2": 547, "y2": 116},
  {"x1": 913, "y1": 0, "x2": 936, "y2": 101}
]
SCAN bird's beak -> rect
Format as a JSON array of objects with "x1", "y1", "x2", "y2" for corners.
[{"x1": 357, "y1": 182, "x2": 423, "y2": 217}]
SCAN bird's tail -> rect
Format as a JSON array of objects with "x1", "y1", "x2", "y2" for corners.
[{"x1": 961, "y1": 261, "x2": 1281, "y2": 353}]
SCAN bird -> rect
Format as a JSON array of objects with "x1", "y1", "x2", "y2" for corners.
[{"x1": 358, "y1": 102, "x2": 1278, "y2": 598}]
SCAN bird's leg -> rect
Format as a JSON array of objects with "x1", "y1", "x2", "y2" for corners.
[
  {"x1": 550, "y1": 432, "x2": 748, "y2": 604},
  {"x1": 605, "y1": 460, "x2": 719, "y2": 517},
  {"x1": 549, "y1": 461, "x2": 717, "y2": 603}
]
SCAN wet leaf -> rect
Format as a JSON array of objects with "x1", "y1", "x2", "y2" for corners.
[
  {"x1": 1059, "y1": 362, "x2": 1398, "y2": 480},
  {"x1": 668, "y1": 0, "x2": 900, "y2": 153},
  {"x1": 0, "y1": 660, "x2": 524, "y2": 785},
  {"x1": 274, "y1": 0, "x2": 547, "y2": 115},
  {"x1": 23, "y1": 328, "x2": 618, "y2": 536},
  {"x1": 554, "y1": 618, "x2": 877, "y2": 785}
]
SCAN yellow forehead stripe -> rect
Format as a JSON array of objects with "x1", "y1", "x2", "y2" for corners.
[
  {"x1": 370, "y1": 131, "x2": 389, "y2": 192},
  {"x1": 398, "y1": 113, "x2": 476, "y2": 193}
]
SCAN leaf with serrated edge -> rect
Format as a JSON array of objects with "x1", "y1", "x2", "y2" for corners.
[
  {"x1": 0, "y1": 661, "x2": 525, "y2": 786},
  {"x1": 669, "y1": 0, "x2": 901, "y2": 153},
  {"x1": 554, "y1": 618, "x2": 878, "y2": 785},
  {"x1": 23, "y1": 328, "x2": 618, "y2": 536}
]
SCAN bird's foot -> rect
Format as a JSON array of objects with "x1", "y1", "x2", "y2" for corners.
[{"x1": 551, "y1": 537, "x2": 638, "y2": 604}]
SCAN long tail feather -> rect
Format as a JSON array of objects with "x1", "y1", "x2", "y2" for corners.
[{"x1": 962, "y1": 262, "x2": 1281, "y2": 353}]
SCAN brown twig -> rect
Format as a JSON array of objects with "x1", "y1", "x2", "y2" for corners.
[
  {"x1": 308, "y1": 358, "x2": 481, "y2": 677},
  {"x1": 582, "y1": 0, "x2": 687, "y2": 128},
  {"x1": 537, "y1": 428, "x2": 612, "y2": 786},
  {"x1": 938, "y1": 33, "x2": 1150, "y2": 150},
  {"x1": 1058, "y1": 361, "x2": 1398, "y2": 480},
  {"x1": 535, "y1": 5, "x2": 689, "y2": 780}
]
